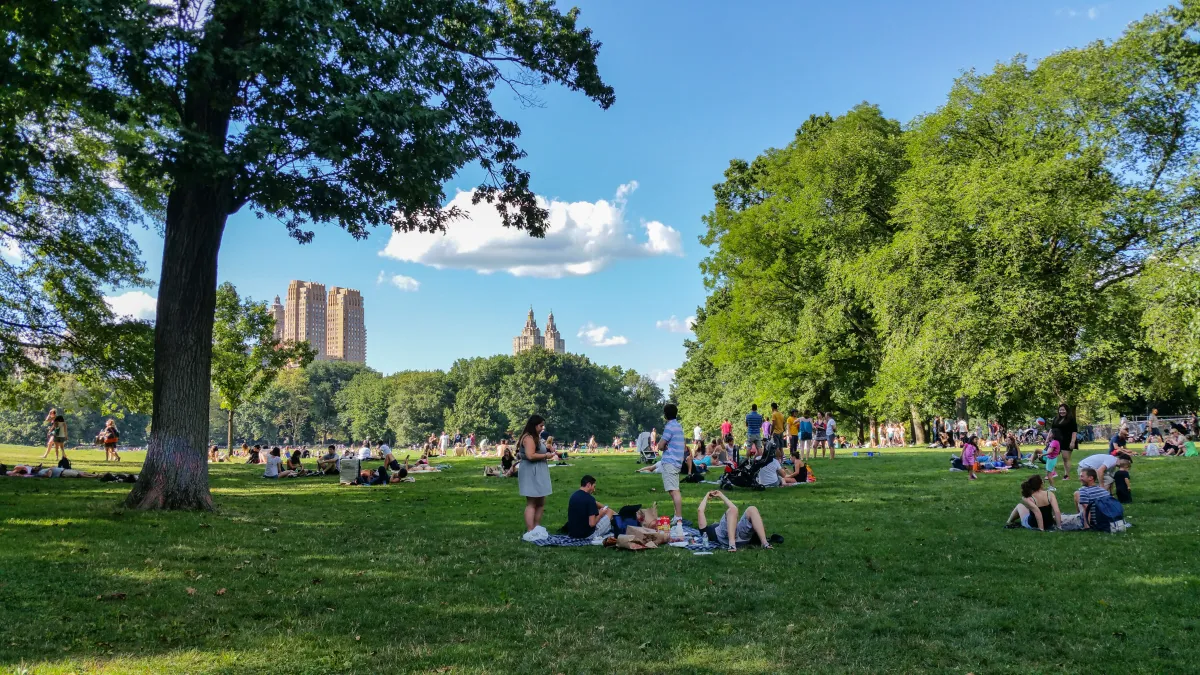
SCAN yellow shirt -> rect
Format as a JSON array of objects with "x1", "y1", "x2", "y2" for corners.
[
  {"x1": 771, "y1": 411, "x2": 785, "y2": 434},
  {"x1": 787, "y1": 416, "x2": 799, "y2": 435}
]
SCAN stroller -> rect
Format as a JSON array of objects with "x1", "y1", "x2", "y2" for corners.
[
  {"x1": 636, "y1": 432, "x2": 657, "y2": 464},
  {"x1": 719, "y1": 452, "x2": 775, "y2": 491}
]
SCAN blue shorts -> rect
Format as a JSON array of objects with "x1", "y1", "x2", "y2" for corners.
[{"x1": 1045, "y1": 457, "x2": 1058, "y2": 473}]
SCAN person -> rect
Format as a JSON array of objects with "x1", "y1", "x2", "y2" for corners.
[
  {"x1": 1113, "y1": 458, "x2": 1132, "y2": 504},
  {"x1": 693, "y1": 422, "x2": 703, "y2": 445},
  {"x1": 1005, "y1": 475, "x2": 1061, "y2": 531},
  {"x1": 1004, "y1": 432, "x2": 1021, "y2": 466},
  {"x1": 1144, "y1": 433, "x2": 1162, "y2": 457},
  {"x1": 1043, "y1": 438, "x2": 1061, "y2": 491},
  {"x1": 693, "y1": 444, "x2": 713, "y2": 473},
  {"x1": 566, "y1": 475, "x2": 614, "y2": 539},
  {"x1": 46, "y1": 414, "x2": 67, "y2": 461},
  {"x1": 40, "y1": 409, "x2": 59, "y2": 459},
  {"x1": 1163, "y1": 428, "x2": 1186, "y2": 456},
  {"x1": 99, "y1": 419, "x2": 121, "y2": 462},
  {"x1": 356, "y1": 442, "x2": 372, "y2": 461},
  {"x1": 798, "y1": 413, "x2": 813, "y2": 459},
  {"x1": 825, "y1": 413, "x2": 837, "y2": 459},
  {"x1": 1147, "y1": 408, "x2": 1160, "y2": 438},
  {"x1": 287, "y1": 447, "x2": 303, "y2": 471},
  {"x1": 1108, "y1": 429, "x2": 1129, "y2": 456},
  {"x1": 654, "y1": 403, "x2": 687, "y2": 523},
  {"x1": 247, "y1": 444, "x2": 262, "y2": 464},
  {"x1": 813, "y1": 413, "x2": 827, "y2": 457},
  {"x1": 956, "y1": 418, "x2": 968, "y2": 442},
  {"x1": 388, "y1": 456, "x2": 413, "y2": 483},
  {"x1": 745, "y1": 404, "x2": 764, "y2": 455},
  {"x1": 1073, "y1": 468, "x2": 1111, "y2": 529},
  {"x1": 588, "y1": 435, "x2": 598, "y2": 452},
  {"x1": 317, "y1": 445, "x2": 339, "y2": 474},
  {"x1": 1077, "y1": 452, "x2": 1121, "y2": 491},
  {"x1": 439, "y1": 431, "x2": 449, "y2": 456},
  {"x1": 720, "y1": 418, "x2": 733, "y2": 440},
  {"x1": 1049, "y1": 404, "x2": 1079, "y2": 480},
  {"x1": 786, "y1": 409, "x2": 799, "y2": 460},
  {"x1": 769, "y1": 403, "x2": 786, "y2": 460},
  {"x1": 649, "y1": 427, "x2": 657, "y2": 448},
  {"x1": 501, "y1": 446, "x2": 518, "y2": 477},
  {"x1": 723, "y1": 434, "x2": 739, "y2": 466},
  {"x1": 696, "y1": 490, "x2": 772, "y2": 552},
  {"x1": 961, "y1": 435, "x2": 978, "y2": 480},
  {"x1": 518, "y1": 415, "x2": 556, "y2": 540},
  {"x1": 786, "y1": 450, "x2": 809, "y2": 483},
  {"x1": 379, "y1": 441, "x2": 399, "y2": 470},
  {"x1": 756, "y1": 452, "x2": 792, "y2": 486},
  {"x1": 263, "y1": 447, "x2": 290, "y2": 478}
]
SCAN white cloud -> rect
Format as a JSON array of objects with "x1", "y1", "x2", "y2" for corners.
[
  {"x1": 379, "y1": 181, "x2": 683, "y2": 278},
  {"x1": 577, "y1": 322, "x2": 628, "y2": 347},
  {"x1": 389, "y1": 274, "x2": 421, "y2": 292},
  {"x1": 649, "y1": 369, "x2": 676, "y2": 390},
  {"x1": 376, "y1": 270, "x2": 386, "y2": 285},
  {"x1": 1, "y1": 237, "x2": 20, "y2": 261},
  {"x1": 656, "y1": 315, "x2": 696, "y2": 333},
  {"x1": 105, "y1": 290, "x2": 157, "y2": 320},
  {"x1": 1057, "y1": 5, "x2": 1101, "y2": 19}
]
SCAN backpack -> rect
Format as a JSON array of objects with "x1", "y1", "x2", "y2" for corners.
[
  {"x1": 58, "y1": 456, "x2": 71, "y2": 469},
  {"x1": 1088, "y1": 495, "x2": 1125, "y2": 533}
]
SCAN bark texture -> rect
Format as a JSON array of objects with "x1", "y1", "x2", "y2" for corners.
[{"x1": 910, "y1": 404, "x2": 927, "y2": 445}]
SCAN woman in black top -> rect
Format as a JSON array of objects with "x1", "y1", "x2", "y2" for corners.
[
  {"x1": 500, "y1": 447, "x2": 517, "y2": 477},
  {"x1": 1049, "y1": 404, "x2": 1078, "y2": 480}
]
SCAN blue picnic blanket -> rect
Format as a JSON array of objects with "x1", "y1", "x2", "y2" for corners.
[{"x1": 532, "y1": 525, "x2": 719, "y2": 552}]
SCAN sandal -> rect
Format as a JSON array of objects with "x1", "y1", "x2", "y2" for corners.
[
  {"x1": 727, "y1": 546, "x2": 737, "y2": 552},
  {"x1": 762, "y1": 543, "x2": 774, "y2": 550}
]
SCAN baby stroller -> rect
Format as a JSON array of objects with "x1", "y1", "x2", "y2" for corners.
[
  {"x1": 719, "y1": 453, "x2": 774, "y2": 491},
  {"x1": 636, "y1": 431, "x2": 657, "y2": 464}
]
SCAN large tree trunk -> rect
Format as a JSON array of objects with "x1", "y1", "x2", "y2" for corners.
[
  {"x1": 125, "y1": 182, "x2": 231, "y2": 510},
  {"x1": 226, "y1": 407, "x2": 235, "y2": 454},
  {"x1": 955, "y1": 396, "x2": 968, "y2": 423},
  {"x1": 910, "y1": 404, "x2": 926, "y2": 445}
]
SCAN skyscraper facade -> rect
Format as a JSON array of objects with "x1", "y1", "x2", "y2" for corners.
[
  {"x1": 326, "y1": 286, "x2": 366, "y2": 364},
  {"x1": 270, "y1": 295, "x2": 285, "y2": 341},
  {"x1": 284, "y1": 280, "x2": 328, "y2": 361}
]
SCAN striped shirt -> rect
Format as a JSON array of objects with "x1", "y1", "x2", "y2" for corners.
[
  {"x1": 660, "y1": 419, "x2": 686, "y2": 469},
  {"x1": 745, "y1": 411, "x2": 764, "y2": 438},
  {"x1": 1076, "y1": 486, "x2": 1109, "y2": 506}
]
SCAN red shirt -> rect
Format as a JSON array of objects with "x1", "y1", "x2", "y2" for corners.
[{"x1": 720, "y1": 421, "x2": 732, "y2": 437}]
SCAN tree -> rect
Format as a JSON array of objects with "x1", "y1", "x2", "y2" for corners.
[
  {"x1": 613, "y1": 367, "x2": 664, "y2": 440},
  {"x1": 498, "y1": 349, "x2": 621, "y2": 443},
  {"x1": 270, "y1": 369, "x2": 312, "y2": 444},
  {"x1": 306, "y1": 360, "x2": 369, "y2": 442},
  {"x1": 336, "y1": 370, "x2": 394, "y2": 443},
  {"x1": 4, "y1": 0, "x2": 613, "y2": 509},
  {"x1": 210, "y1": 282, "x2": 313, "y2": 458},
  {"x1": 387, "y1": 371, "x2": 455, "y2": 445},
  {"x1": 444, "y1": 355, "x2": 514, "y2": 440}
]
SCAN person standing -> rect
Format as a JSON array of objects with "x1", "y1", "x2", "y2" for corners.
[
  {"x1": 517, "y1": 415, "x2": 556, "y2": 540},
  {"x1": 99, "y1": 419, "x2": 121, "y2": 462},
  {"x1": 1147, "y1": 408, "x2": 1160, "y2": 438},
  {"x1": 786, "y1": 409, "x2": 800, "y2": 461},
  {"x1": 799, "y1": 413, "x2": 814, "y2": 460},
  {"x1": 649, "y1": 427, "x2": 657, "y2": 448},
  {"x1": 48, "y1": 413, "x2": 67, "y2": 461},
  {"x1": 655, "y1": 403, "x2": 687, "y2": 523},
  {"x1": 40, "y1": 409, "x2": 59, "y2": 459},
  {"x1": 769, "y1": 403, "x2": 786, "y2": 460},
  {"x1": 693, "y1": 422, "x2": 703, "y2": 445},
  {"x1": 1049, "y1": 404, "x2": 1079, "y2": 481},
  {"x1": 956, "y1": 418, "x2": 968, "y2": 442},
  {"x1": 825, "y1": 413, "x2": 837, "y2": 459},
  {"x1": 720, "y1": 418, "x2": 733, "y2": 441},
  {"x1": 745, "y1": 405, "x2": 764, "y2": 455}
]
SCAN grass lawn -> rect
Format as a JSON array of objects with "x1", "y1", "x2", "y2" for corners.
[{"x1": 1, "y1": 442, "x2": 1198, "y2": 674}]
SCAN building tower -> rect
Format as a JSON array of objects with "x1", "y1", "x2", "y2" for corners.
[
  {"x1": 512, "y1": 307, "x2": 544, "y2": 354},
  {"x1": 544, "y1": 310, "x2": 565, "y2": 354},
  {"x1": 284, "y1": 280, "x2": 328, "y2": 360},
  {"x1": 270, "y1": 295, "x2": 285, "y2": 341},
  {"x1": 326, "y1": 286, "x2": 366, "y2": 364}
]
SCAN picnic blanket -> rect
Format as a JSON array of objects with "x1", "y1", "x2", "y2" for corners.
[{"x1": 530, "y1": 524, "x2": 719, "y2": 553}]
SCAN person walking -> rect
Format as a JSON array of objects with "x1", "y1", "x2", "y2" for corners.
[
  {"x1": 40, "y1": 409, "x2": 59, "y2": 459},
  {"x1": 824, "y1": 413, "x2": 837, "y2": 459},
  {"x1": 99, "y1": 419, "x2": 121, "y2": 462},
  {"x1": 46, "y1": 413, "x2": 67, "y2": 461},
  {"x1": 517, "y1": 415, "x2": 556, "y2": 541}
]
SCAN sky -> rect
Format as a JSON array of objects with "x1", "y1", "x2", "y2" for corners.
[{"x1": 105, "y1": 0, "x2": 1167, "y2": 390}]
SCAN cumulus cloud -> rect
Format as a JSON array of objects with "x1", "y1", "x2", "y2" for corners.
[
  {"x1": 105, "y1": 290, "x2": 157, "y2": 320},
  {"x1": 577, "y1": 322, "x2": 628, "y2": 347},
  {"x1": 1057, "y1": 5, "x2": 1101, "y2": 19},
  {"x1": 389, "y1": 274, "x2": 421, "y2": 292},
  {"x1": 379, "y1": 181, "x2": 682, "y2": 278},
  {"x1": 649, "y1": 369, "x2": 676, "y2": 389},
  {"x1": 656, "y1": 315, "x2": 696, "y2": 333}
]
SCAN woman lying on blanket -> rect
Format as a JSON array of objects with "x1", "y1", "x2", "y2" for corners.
[
  {"x1": 697, "y1": 490, "x2": 773, "y2": 552},
  {"x1": 2, "y1": 464, "x2": 99, "y2": 478}
]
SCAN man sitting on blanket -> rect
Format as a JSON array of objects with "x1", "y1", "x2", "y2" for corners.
[
  {"x1": 757, "y1": 453, "x2": 797, "y2": 486},
  {"x1": 697, "y1": 490, "x2": 773, "y2": 552},
  {"x1": 567, "y1": 475, "x2": 614, "y2": 539}
]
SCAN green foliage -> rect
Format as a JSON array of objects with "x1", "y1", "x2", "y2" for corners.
[
  {"x1": 387, "y1": 371, "x2": 455, "y2": 445},
  {"x1": 305, "y1": 360, "x2": 370, "y2": 441},
  {"x1": 335, "y1": 369, "x2": 394, "y2": 443},
  {"x1": 445, "y1": 356, "x2": 515, "y2": 440},
  {"x1": 269, "y1": 369, "x2": 312, "y2": 444},
  {"x1": 0, "y1": 376, "x2": 151, "y2": 446},
  {"x1": 498, "y1": 349, "x2": 623, "y2": 443}
]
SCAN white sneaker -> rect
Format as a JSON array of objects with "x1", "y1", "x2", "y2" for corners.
[
  {"x1": 1047, "y1": 486, "x2": 1057, "y2": 492},
  {"x1": 521, "y1": 526, "x2": 548, "y2": 543}
]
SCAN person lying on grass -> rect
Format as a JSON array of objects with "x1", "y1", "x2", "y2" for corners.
[
  {"x1": 1006, "y1": 475, "x2": 1061, "y2": 531},
  {"x1": 388, "y1": 456, "x2": 415, "y2": 483},
  {"x1": 2, "y1": 464, "x2": 99, "y2": 478},
  {"x1": 697, "y1": 490, "x2": 772, "y2": 552}
]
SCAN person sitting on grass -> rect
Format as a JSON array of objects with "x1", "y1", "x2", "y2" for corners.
[
  {"x1": 1163, "y1": 429, "x2": 1187, "y2": 456},
  {"x1": 1005, "y1": 475, "x2": 1061, "y2": 531},
  {"x1": 1072, "y1": 468, "x2": 1111, "y2": 529},
  {"x1": 287, "y1": 447, "x2": 304, "y2": 472},
  {"x1": 786, "y1": 451, "x2": 810, "y2": 483},
  {"x1": 697, "y1": 490, "x2": 773, "y2": 552},
  {"x1": 1004, "y1": 433, "x2": 1021, "y2": 466},
  {"x1": 317, "y1": 445, "x2": 339, "y2": 474},
  {"x1": 500, "y1": 446, "x2": 518, "y2": 477},
  {"x1": 263, "y1": 448, "x2": 297, "y2": 479},
  {"x1": 247, "y1": 445, "x2": 263, "y2": 464},
  {"x1": 693, "y1": 444, "x2": 713, "y2": 473},
  {"x1": 567, "y1": 475, "x2": 614, "y2": 539},
  {"x1": 756, "y1": 452, "x2": 796, "y2": 486},
  {"x1": 1109, "y1": 429, "x2": 1129, "y2": 456}
]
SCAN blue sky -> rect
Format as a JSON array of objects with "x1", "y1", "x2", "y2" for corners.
[{"x1": 107, "y1": 0, "x2": 1165, "y2": 388}]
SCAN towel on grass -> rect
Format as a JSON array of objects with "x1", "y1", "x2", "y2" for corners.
[{"x1": 532, "y1": 525, "x2": 718, "y2": 553}]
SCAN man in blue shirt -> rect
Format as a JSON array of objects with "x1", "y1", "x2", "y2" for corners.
[
  {"x1": 1073, "y1": 468, "x2": 1112, "y2": 530},
  {"x1": 567, "y1": 475, "x2": 613, "y2": 539},
  {"x1": 745, "y1": 404, "x2": 764, "y2": 457},
  {"x1": 655, "y1": 403, "x2": 687, "y2": 523}
]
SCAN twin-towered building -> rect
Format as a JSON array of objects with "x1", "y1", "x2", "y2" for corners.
[
  {"x1": 271, "y1": 280, "x2": 366, "y2": 364},
  {"x1": 513, "y1": 307, "x2": 566, "y2": 355}
]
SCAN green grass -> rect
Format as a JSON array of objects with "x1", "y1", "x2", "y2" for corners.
[{"x1": 1, "y1": 442, "x2": 1198, "y2": 674}]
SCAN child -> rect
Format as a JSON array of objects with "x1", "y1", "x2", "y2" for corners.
[
  {"x1": 1113, "y1": 458, "x2": 1132, "y2": 504},
  {"x1": 962, "y1": 436, "x2": 978, "y2": 481},
  {"x1": 1043, "y1": 439, "x2": 1061, "y2": 492}
]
